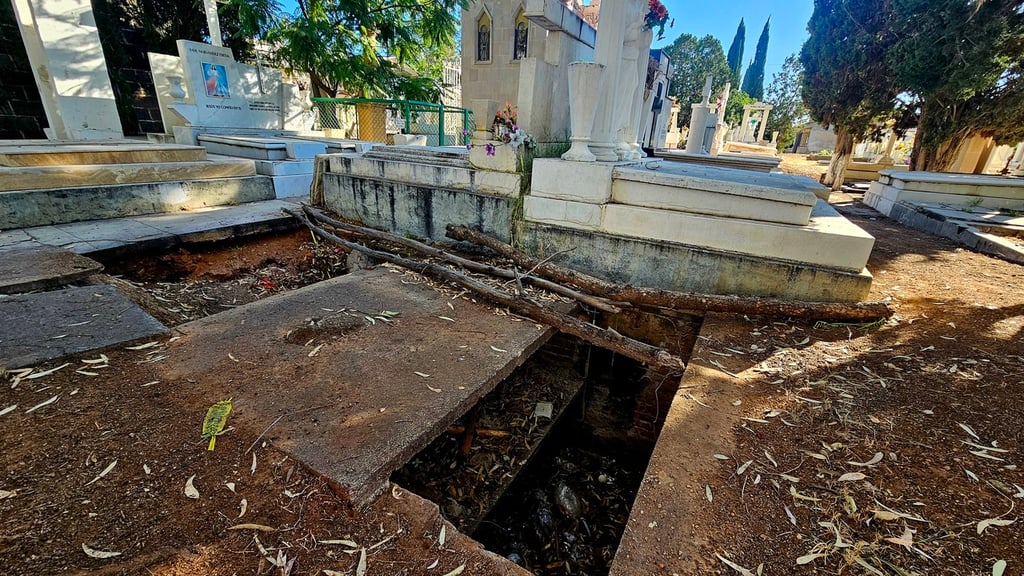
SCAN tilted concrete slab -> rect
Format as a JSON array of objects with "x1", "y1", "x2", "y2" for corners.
[
  {"x1": 254, "y1": 158, "x2": 315, "y2": 176},
  {"x1": 0, "y1": 285, "x2": 169, "y2": 369},
  {"x1": 159, "y1": 268, "x2": 556, "y2": 506},
  {"x1": 0, "y1": 141, "x2": 207, "y2": 167},
  {"x1": 599, "y1": 200, "x2": 875, "y2": 273},
  {"x1": 0, "y1": 247, "x2": 103, "y2": 294},
  {"x1": 0, "y1": 176, "x2": 276, "y2": 229},
  {"x1": 0, "y1": 157, "x2": 256, "y2": 192}
]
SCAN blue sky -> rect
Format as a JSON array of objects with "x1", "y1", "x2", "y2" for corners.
[{"x1": 652, "y1": 0, "x2": 815, "y2": 84}]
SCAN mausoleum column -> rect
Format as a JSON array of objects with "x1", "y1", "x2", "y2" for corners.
[{"x1": 589, "y1": 0, "x2": 630, "y2": 162}]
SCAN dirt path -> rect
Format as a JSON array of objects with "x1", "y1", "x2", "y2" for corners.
[{"x1": 613, "y1": 188, "x2": 1024, "y2": 575}]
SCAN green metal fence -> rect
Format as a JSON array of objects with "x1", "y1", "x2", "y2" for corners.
[{"x1": 311, "y1": 97, "x2": 473, "y2": 147}]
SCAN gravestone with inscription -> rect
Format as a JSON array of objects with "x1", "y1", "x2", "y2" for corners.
[{"x1": 173, "y1": 40, "x2": 256, "y2": 128}]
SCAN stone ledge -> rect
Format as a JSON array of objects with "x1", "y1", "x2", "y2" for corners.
[
  {"x1": 866, "y1": 181, "x2": 1024, "y2": 215},
  {"x1": 523, "y1": 196, "x2": 602, "y2": 229},
  {"x1": 613, "y1": 162, "x2": 821, "y2": 207},
  {"x1": 610, "y1": 174, "x2": 813, "y2": 226},
  {"x1": 599, "y1": 201, "x2": 875, "y2": 273},
  {"x1": 520, "y1": 222, "x2": 873, "y2": 302}
]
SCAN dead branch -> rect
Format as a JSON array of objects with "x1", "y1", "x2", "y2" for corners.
[
  {"x1": 446, "y1": 225, "x2": 893, "y2": 323},
  {"x1": 301, "y1": 205, "x2": 627, "y2": 314},
  {"x1": 285, "y1": 208, "x2": 684, "y2": 370}
]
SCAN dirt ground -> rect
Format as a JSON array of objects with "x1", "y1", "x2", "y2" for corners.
[{"x1": 2, "y1": 158, "x2": 1023, "y2": 575}]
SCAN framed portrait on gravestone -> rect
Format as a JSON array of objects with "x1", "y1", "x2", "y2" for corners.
[{"x1": 202, "y1": 62, "x2": 230, "y2": 98}]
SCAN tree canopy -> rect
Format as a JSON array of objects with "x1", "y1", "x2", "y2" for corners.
[
  {"x1": 800, "y1": 0, "x2": 1024, "y2": 175},
  {"x1": 220, "y1": 0, "x2": 465, "y2": 100},
  {"x1": 800, "y1": 0, "x2": 902, "y2": 186},
  {"x1": 887, "y1": 0, "x2": 1024, "y2": 169},
  {"x1": 741, "y1": 18, "x2": 770, "y2": 100},
  {"x1": 763, "y1": 54, "x2": 809, "y2": 150},
  {"x1": 726, "y1": 19, "x2": 745, "y2": 89},
  {"x1": 663, "y1": 33, "x2": 732, "y2": 127}
]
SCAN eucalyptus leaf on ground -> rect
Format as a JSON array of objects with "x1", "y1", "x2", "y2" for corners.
[
  {"x1": 977, "y1": 518, "x2": 1015, "y2": 534},
  {"x1": 82, "y1": 543, "x2": 121, "y2": 559},
  {"x1": 184, "y1": 475, "x2": 199, "y2": 499},
  {"x1": 356, "y1": 547, "x2": 367, "y2": 576},
  {"x1": 441, "y1": 565, "x2": 466, "y2": 576},
  {"x1": 796, "y1": 552, "x2": 827, "y2": 565},
  {"x1": 715, "y1": 553, "x2": 756, "y2": 576}
]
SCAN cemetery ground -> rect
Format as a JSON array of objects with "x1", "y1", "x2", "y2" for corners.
[{"x1": 1, "y1": 180, "x2": 1023, "y2": 575}]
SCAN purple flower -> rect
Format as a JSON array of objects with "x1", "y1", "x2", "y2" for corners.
[{"x1": 485, "y1": 143, "x2": 496, "y2": 156}]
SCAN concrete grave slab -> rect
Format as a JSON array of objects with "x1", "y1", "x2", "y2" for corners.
[
  {"x1": 0, "y1": 157, "x2": 255, "y2": 192},
  {"x1": 0, "y1": 141, "x2": 206, "y2": 167},
  {"x1": 656, "y1": 149, "x2": 781, "y2": 174},
  {"x1": 197, "y1": 134, "x2": 288, "y2": 160},
  {"x1": 254, "y1": 159, "x2": 316, "y2": 176},
  {"x1": 0, "y1": 285, "x2": 168, "y2": 369},
  {"x1": 611, "y1": 163, "x2": 819, "y2": 226},
  {"x1": 599, "y1": 200, "x2": 875, "y2": 273},
  {"x1": 0, "y1": 248, "x2": 102, "y2": 294},
  {"x1": 160, "y1": 268, "x2": 556, "y2": 506},
  {"x1": 0, "y1": 176, "x2": 276, "y2": 229}
]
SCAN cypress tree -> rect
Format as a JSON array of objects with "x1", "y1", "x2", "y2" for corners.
[
  {"x1": 726, "y1": 19, "x2": 745, "y2": 88},
  {"x1": 741, "y1": 17, "x2": 770, "y2": 100}
]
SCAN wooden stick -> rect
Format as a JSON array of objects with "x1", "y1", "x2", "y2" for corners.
[
  {"x1": 285, "y1": 209, "x2": 685, "y2": 370},
  {"x1": 446, "y1": 225, "x2": 893, "y2": 322},
  {"x1": 301, "y1": 205, "x2": 627, "y2": 314}
]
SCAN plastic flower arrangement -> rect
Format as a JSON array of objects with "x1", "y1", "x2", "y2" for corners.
[
  {"x1": 464, "y1": 103, "x2": 536, "y2": 164},
  {"x1": 491, "y1": 103, "x2": 536, "y2": 151},
  {"x1": 644, "y1": 0, "x2": 671, "y2": 40}
]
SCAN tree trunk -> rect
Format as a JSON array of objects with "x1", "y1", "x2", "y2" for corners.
[
  {"x1": 446, "y1": 225, "x2": 893, "y2": 322},
  {"x1": 822, "y1": 126, "x2": 854, "y2": 191}
]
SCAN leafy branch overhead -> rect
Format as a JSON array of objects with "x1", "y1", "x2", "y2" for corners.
[{"x1": 222, "y1": 0, "x2": 467, "y2": 100}]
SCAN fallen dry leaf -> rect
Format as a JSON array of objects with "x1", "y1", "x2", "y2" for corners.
[
  {"x1": 228, "y1": 523, "x2": 275, "y2": 532},
  {"x1": 84, "y1": 460, "x2": 117, "y2": 486},
  {"x1": 977, "y1": 518, "x2": 1015, "y2": 535},
  {"x1": 184, "y1": 475, "x2": 199, "y2": 499},
  {"x1": 82, "y1": 543, "x2": 121, "y2": 559}
]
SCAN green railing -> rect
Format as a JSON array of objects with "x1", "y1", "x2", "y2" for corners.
[{"x1": 311, "y1": 97, "x2": 473, "y2": 147}]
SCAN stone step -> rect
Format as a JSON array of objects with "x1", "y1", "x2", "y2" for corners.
[
  {"x1": 0, "y1": 176, "x2": 276, "y2": 230},
  {"x1": 0, "y1": 156, "x2": 256, "y2": 192},
  {"x1": 0, "y1": 140, "x2": 207, "y2": 167},
  {"x1": 0, "y1": 199, "x2": 301, "y2": 256}
]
